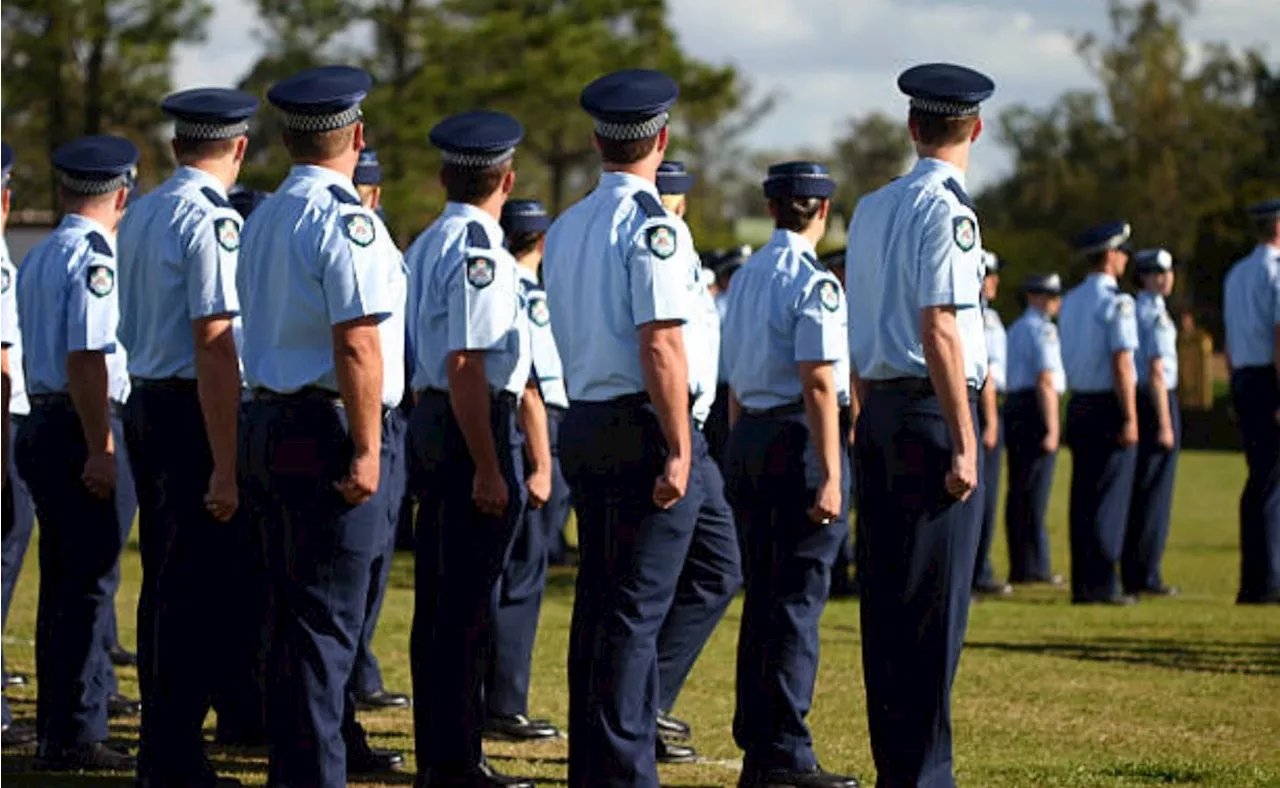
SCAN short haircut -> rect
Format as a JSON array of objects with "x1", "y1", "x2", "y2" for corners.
[
  {"x1": 282, "y1": 125, "x2": 356, "y2": 161},
  {"x1": 441, "y1": 160, "x2": 510, "y2": 205},
  {"x1": 771, "y1": 196, "x2": 826, "y2": 233},
  {"x1": 596, "y1": 133, "x2": 659, "y2": 165},
  {"x1": 59, "y1": 187, "x2": 121, "y2": 212},
  {"x1": 172, "y1": 137, "x2": 238, "y2": 164},
  {"x1": 910, "y1": 109, "x2": 980, "y2": 147},
  {"x1": 1254, "y1": 216, "x2": 1280, "y2": 242},
  {"x1": 507, "y1": 230, "x2": 543, "y2": 258}
]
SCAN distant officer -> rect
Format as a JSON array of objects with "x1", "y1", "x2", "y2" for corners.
[
  {"x1": 228, "y1": 185, "x2": 271, "y2": 218},
  {"x1": 482, "y1": 197, "x2": 565, "y2": 745},
  {"x1": 542, "y1": 69, "x2": 700, "y2": 788},
  {"x1": 1222, "y1": 199, "x2": 1280, "y2": 605},
  {"x1": 237, "y1": 65, "x2": 406, "y2": 786},
  {"x1": 705, "y1": 244, "x2": 750, "y2": 465},
  {"x1": 13, "y1": 135, "x2": 138, "y2": 771},
  {"x1": 975, "y1": 251, "x2": 1012, "y2": 596},
  {"x1": 846, "y1": 63, "x2": 992, "y2": 788},
  {"x1": 405, "y1": 110, "x2": 540, "y2": 788},
  {"x1": 652, "y1": 161, "x2": 742, "y2": 764},
  {"x1": 347, "y1": 144, "x2": 411, "y2": 713},
  {"x1": 722, "y1": 161, "x2": 857, "y2": 788},
  {"x1": 115, "y1": 87, "x2": 257, "y2": 787},
  {"x1": 816, "y1": 246, "x2": 857, "y2": 599},
  {"x1": 1123, "y1": 248, "x2": 1181, "y2": 598},
  {"x1": 1059, "y1": 221, "x2": 1140, "y2": 605},
  {"x1": 1003, "y1": 274, "x2": 1066, "y2": 585}
]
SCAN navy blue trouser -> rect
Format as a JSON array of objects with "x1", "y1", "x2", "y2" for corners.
[
  {"x1": 703, "y1": 382, "x2": 731, "y2": 469},
  {"x1": 1122, "y1": 389, "x2": 1181, "y2": 593},
  {"x1": 855, "y1": 386, "x2": 982, "y2": 788},
  {"x1": 725, "y1": 410, "x2": 846, "y2": 772},
  {"x1": 350, "y1": 407, "x2": 408, "y2": 698},
  {"x1": 656, "y1": 426, "x2": 740, "y2": 715},
  {"x1": 1065, "y1": 392, "x2": 1137, "y2": 602},
  {"x1": 487, "y1": 404, "x2": 568, "y2": 718},
  {"x1": 15, "y1": 398, "x2": 126, "y2": 747},
  {"x1": 829, "y1": 407, "x2": 856, "y2": 594},
  {"x1": 561, "y1": 398, "x2": 699, "y2": 788},
  {"x1": 974, "y1": 408, "x2": 1003, "y2": 587},
  {"x1": 1002, "y1": 392, "x2": 1057, "y2": 582},
  {"x1": 245, "y1": 395, "x2": 391, "y2": 788},
  {"x1": 3, "y1": 413, "x2": 36, "y2": 728},
  {"x1": 410, "y1": 390, "x2": 525, "y2": 771},
  {"x1": 540, "y1": 406, "x2": 573, "y2": 567},
  {"x1": 100, "y1": 411, "x2": 136, "y2": 701},
  {"x1": 1230, "y1": 367, "x2": 1280, "y2": 602}
]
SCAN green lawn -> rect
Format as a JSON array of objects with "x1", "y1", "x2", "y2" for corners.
[{"x1": 3, "y1": 449, "x2": 1279, "y2": 786}]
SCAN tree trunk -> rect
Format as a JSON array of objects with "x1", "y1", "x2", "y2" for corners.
[{"x1": 84, "y1": 0, "x2": 109, "y2": 135}]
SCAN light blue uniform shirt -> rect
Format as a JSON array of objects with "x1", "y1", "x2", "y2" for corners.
[
  {"x1": 1, "y1": 242, "x2": 29, "y2": 416},
  {"x1": 406, "y1": 202, "x2": 530, "y2": 398},
  {"x1": 686, "y1": 262, "x2": 721, "y2": 425},
  {"x1": 984, "y1": 303, "x2": 1007, "y2": 392},
  {"x1": 518, "y1": 266, "x2": 568, "y2": 409},
  {"x1": 1059, "y1": 273, "x2": 1138, "y2": 393},
  {"x1": 118, "y1": 166, "x2": 242, "y2": 381},
  {"x1": 15, "y1": 214, "x2": 121, "y2": 396},
  {"x1": 1006, "y1": 307, "x2": 1065, "y2": 393},
  {"x1": 542, "y1": 171, "x2": 699, "y2": 402},
  {"x1": 1135, "y1": 291, "x2": 1177, "y2": 390},
  {"x1": 722, "y1": 229, "x2": 847, "y2": 411},
  {"x1": 844, "y1": 157, "x2": 988, "y2": 388},
  {"x1": 1223, "y1": 244, "x2": 1280, "y2": 369},
  {"x1": 237, "y1": 165, "x2": 403, "y2": 406}
]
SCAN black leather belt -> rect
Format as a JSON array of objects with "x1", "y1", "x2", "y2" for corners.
[
  {"x1": 252, "y1": 385, "x2": 341, "y2": 405},
  {"x1": 604, "y1": 391, "x2": 697, "y2": 411},
  {"x1": 27, "y1": 392, "x2": 72, "y2": 407},
  {"x1": 744, "y1": 400, "x2": 805, "y2": 418},
  {"x1": 866, "y1": 377, "x2": 980, "y2": 396},
  {"x1": 417, "y1": 387, "x2": 517, "y2": 407},
  {"x1": 132, "y1": 377, "x2": 198, "y2": 393}
]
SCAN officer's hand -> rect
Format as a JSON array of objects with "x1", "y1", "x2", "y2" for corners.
[
  {"x1": 981, "y1": 423, "x2": 999, "y2": 452},
  {"x1": 526, "y1": 467, "x2": 552, "y2": 510},
  {"x1": 82, "y1": 451, "x2": 117, "y2": 499},
  {"x1": 336, "y1": 451, "x2": 380, "y2": 506},
  {"x1": 653, "y1": 454, "x2": 690, "y2": 510},
  {"x1": 807, "y1": 477, "x2": 842, "y2": 525},
  {"x1": 1157, "y1": 426, "x2": 1176, "y2": 451},
  {"x1": 204, "y1": 467, "x2": 239, "y2": 522},
  {"x1": 473, "y1": 467, "x2": 510, "y2": 517},
  {"x1": 945, "y1": 447, "x2": 978, "y2": 502},
  {"x1": 1118, "y1": 419, "x2": 1139, "y2": 447},
  {"x1": 1041, "y1": 431, "x2": 1060, "y2": 455}
]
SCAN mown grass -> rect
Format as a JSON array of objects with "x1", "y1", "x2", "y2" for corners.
[{"x1": 3, "y1": 449, "x2": 1278, "y2": 786}]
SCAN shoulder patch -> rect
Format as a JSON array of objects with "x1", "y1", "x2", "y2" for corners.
[
  {"x1": 466, "y1": 221, "x2": 490, "y2": 250},
  {"x1": 817, "y1": 279, "x2": 841, "y2": 313},
  {"x1": 214, "y1": 217, "x2": 241, "y2": 252},
  {"x1": 528, "y1": 293, "x2": 550, "y2": 327},
  {"x1": 86, "y1": 264, "x2": 115, "y2": 297},
  {"x1": 466, "y1": 256, "x2": 495, "y2": 289},
  {"x1": 1, "y1": 267, "x2": 10, "y2": 294},
  {"x1": 633, "y1": 191, "x2": 664, "y2": 219},
  {"x1": 86, "y1": 231, "x2": 113, "y2": 259},
  {"x1": 645, "y1": 224, "x2": 678, "y2": 260},
  {"x1": 943, "y1": 178, "x2": 976, "y2": 212},
  {"x1": 1040, "y1": 323, "x2": 1058, "y2": 343},
  {"x1": 343, "y1": 213, "x2": 376, "y2": 247},
  {"x1": 327, "y1": 184, "x2": 361, "y2": 205},
  {"x1": 199, "y1": 187, "x2": 232, "y2": 209},
  {"x1": 1118, "y1": 297, "x2": 1134, "y2": 317},
  {"x1": 952, "y1": 216, "x2": 976, "y2": 252}
]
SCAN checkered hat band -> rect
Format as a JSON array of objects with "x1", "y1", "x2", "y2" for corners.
[
  {"x1": 594, "y1": 112, "x2": 669, "y2": 141},
  {"x1": 174, "y1": 119, "x2": 249, "y2": 141},
  {"x1": 909, "y1": 97, "x2": 980, "y2": 117},
  {"x1": 439, "y1": 147, "x2": 516, "y2": 168},
  {"x1": 280, "y1": 105, "x2": 363, "y2": 133},
  {"x1": 56, "y1": 170, "x2": 131, "y2": 195}
]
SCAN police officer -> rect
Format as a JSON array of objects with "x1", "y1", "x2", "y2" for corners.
[
  {"x1": 237, "y1": 65, "x2": 406, "y2": 786},
  {"x1": 13, "y1": 135, "x2": 137, "y2": 770},
  {"x1": 114, "y1": 87, "x2": 257, "y2": 787},
  {"x1": 1123, "y1": 248, "x2": 1181, "y2": 598},
  {"x1": 405, "y1": 110, "x2": 539, "y2": 788},
  {"x1": 1222, "y1": 199, "x2": 1280, "y2": 605},
  {"x1": 652, "y1": 161, "x2": 742, "y2": 764},
  {"x1": 818, "y1": 246, "x2": 859, "y2": 599},
  {"x1": 1003, "y1": 274, "x2": 1066, "y2": 585},
  {"x1": 705, "y1": 244, "x2": 750, "y2": 466},
  {"x1": 845, "y1": 63, "x2": 992, "y2": 788},
  {"x1": 347, "y1": 144, "x2": 412, "y2": 713},
  {"x1": 228, "y1": 185, "x2": 271, "y2": 218},
  {"x1": 542, "y1": 69, "x2": 700, "y2": 788},
  {"x1": 1059, "y1": 221, "x2": 1140, "y2": 606},
  {"x1": 975, "y1": 250, "x2": 1012, "y2": 596},
  {"x1": 482, "y1": 197, "x2": 565, "y2": 745},
  {"x1": 722, "y1": 162, "x2": 856, "y2": 788}
]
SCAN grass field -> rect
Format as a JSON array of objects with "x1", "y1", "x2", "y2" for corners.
[{"x1": 2, "y1": 449, "x2": 1278, "y2": 787}]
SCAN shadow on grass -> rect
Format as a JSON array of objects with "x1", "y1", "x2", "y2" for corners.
[{"x1": 967, "y1": 636, "x2": 1280, "y2": 675}]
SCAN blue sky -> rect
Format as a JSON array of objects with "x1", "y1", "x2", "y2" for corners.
[{"x1": 174, "y1": 0, "x2": 1280, "y2": 188}]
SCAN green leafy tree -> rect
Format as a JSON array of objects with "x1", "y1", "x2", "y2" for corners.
[{"x1": 829, "y1": 112, "x2": 913, "y2": 219}]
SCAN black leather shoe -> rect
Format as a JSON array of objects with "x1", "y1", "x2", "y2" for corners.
[
  {"x1": 417, "y1": 759, "x2": 536, "y2": 787},
  {"x1": 656, "y1": 710, "x2": 691, "y2": 741},
  {"x1": 135, "y1": 768, "x2": 243, "y2": 788},
  {"x1": 36, "y1": 741, "x2": 136, "y2": 771},
  {"x1": 1013, "y1": 573, "x2": 1064, "y2": 586},
  {"x1": 2, "y1": 721, "x2": 37, "y2": 747},
  {"x1": 1073, "y1": 594, "x2": 1138, "y2": 606},
  {"x1": 1237, "y1": 591, "x2": 1280, "y2": 605},
  {"x1": 108, "y1": 693, "x2": 142, "y2": 717},
  {"x1": 1130, "y1": 585, "x2": 1179, "y2": 598},
  {"x1": 657, "y1": 738, "x2": 697, "y2": 764},
  {"x1": 109, "y1": 644, "x2": 138, "y2": 667},
  {"x1": 348, "y1": 744, "x2": 405, "y2": 774},
  {"x1": 354, "y1": 689, "x2": 411, "y2": 710},
  {"x1": 973, "y1": 580, "x2": 1014, "y2": 597},
  {"x1": 483, "y1": 713, "x2": 560, "y2": 741},
  {"x1": 739, "y1": 764, "x2": 860, "y2": 788},
  {"x1": 3, "y1": 671, "x2": 28, "y2": 688}
]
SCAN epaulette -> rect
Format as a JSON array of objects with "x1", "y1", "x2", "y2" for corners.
[
  {"x1": 801, "y1": 251, "x2": 827, "y2": 272},
  {"x1": 327, "y1": 185, "x2": 361, "y2": 205},
  {"x1": 943, "y1": 178, "x2": 976, "y2": 212},
  {"x1": 200, "y1": 187, "x2": 232, "y2": 209},
  {"x1": 86, "y1": 232, "x2": 113, "y2": 258},
  {"x1": 633, "y1": 191, "x2": 664, "y2": 219},
  {"x1": 466, "y1": 221, "x2": 490, "y2": 249}
]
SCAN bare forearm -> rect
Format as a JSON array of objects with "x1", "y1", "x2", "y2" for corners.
[
  {"x1": 194, "y1": 329, "x2": 241, "y2": 475},
  {"x1": 922, "y1": 311, "x2": 975, "y2": 453},
  {"x1": 728, "y1": 391, "x2": 741, "y2": 429},
  {"x1": 800, "y1": 363, "x2": 841, "y2": 484},
  {"x1": 66, "y1": 351, "x2": 113, "y2": 454},
  {"x1": 333, "y1": 323, "x2": 384, "y2": 457},
  {"x1": 1150, "y1": 360, "x2": 1172, "y2": 433},
  {"x1": 639, "y1": 328, "x2": 691, "y2": 461},
  {"x1": 1036, "y1": 375, "x2": 1059, "y2": 439},
  {"x1": 1113, "y1": 351, "x2": 1137, "y2": 423},
  {"x1": 519, "y1": 380, "x2": 551, "y2": 474},
  {"x1": 981, "y1": 374, "x2": 998, "y2": 427},
  {"x1": 448, "y1": 353, "x2": 499, "y2": 475}
]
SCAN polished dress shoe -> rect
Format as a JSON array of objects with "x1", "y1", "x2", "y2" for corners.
[
  {"x1": 354, "y1": 688, "x2": 411, "y2": 710},
  {"x1": 416, "y1": 759, "x2": 536, "y2": 787},
  {"x1": 657, "y1": 738, "x2": 697, "y2": 764},
  {"x1": 738, "y1": 764, "x2": 860, "y2": 788},
  {"x1": 1237, "y1": 591, "x2": 1280, "y2": 605},
  {"x1": 3, "y1": 671, "x2": 28, "y2": 688},
  {"x1": 109, "y1": 644, "x2": 138, "y2": 667},
  {"x1": 973, "y1": 580, "x2": 1014, "y2": 597},
  {"x1": 348, "y1": 742, "x2": 405, "y2": 774},
  {"x1": 483, "y1": 713, "x2": 560, "y2": 741},
  {"x1": 36, "y1": 741, "x2": 136, "y2": 771},
  {"x1": 1130, "y1": 585, "x2": 1179, "y2": 597},
  {"x1": 2, "y1": 721, "x2": 37, "y2": 747},
  {"x1": 108, "y1": 693, "x2": 142, "y2": 717},
  {"x1": 656, "y1": 710, "x2": 691, "y2": 741},
  {"x1": 1073, "y1": 593, "x2": 1138, "y2": 606},
  {"x1": 1012, "y1": 573, "x2": 1065, "y2": 586}
]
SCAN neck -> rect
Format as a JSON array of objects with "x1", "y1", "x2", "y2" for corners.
[
  {"x1": 467, "y1": 192, "x2": 506, "y2": 222},
  {"x1": 917, "y1": 143, "x2": 970, "y2": 173},
  {"x1": 1263, "y1": 238, "x2": 1280, "y2": 252},
  {"x1": 295, "y1": 155, "x2": 358, "y2": 181},
  {"x1": 602, "y1": 159, "x2": 660, "y2": 184},
  {"x1": 185, "y1": 158, "x2": 239, "y2": 191},
  {"x1": 71, "y1": 206, "x2": 118, "y2": 235},
  {"x1": 517, "y1": 251, "x2": 542, "y2": 274},
  {"x1": 792, "y1": 222, "x2": 825, "y2": 248}
]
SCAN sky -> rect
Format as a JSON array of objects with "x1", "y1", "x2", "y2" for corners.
[{"x1": 172, "y1": 0, "x2": 1280, "y2": 188}]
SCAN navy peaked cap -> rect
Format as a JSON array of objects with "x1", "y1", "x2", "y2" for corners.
[
  {"x1": 1132, "y1": 248, "x2": 1174, "y2": 274},
  {"x1": 657, "y1": 161, "x2": 694, "y2": 195},
  {"x1": 1021, "y1": 273, "x2": 1062, "y2": 295},
  {"x1": 581, "y1": 70, "x2": 678, "y2": 140},
  {"x1": 267, "y1": 65, "x2": 371, "y2": 132},
  {"x1": 763, "y1": 161, "x2": 835, "y2": 200},
  {"x1": 162, "y1": 88, "x2": 258, "y2": 140},
  {"x1": 354, "y1": 149, "x2": 382, "y2": 185},
  {"x1": 898, "y1": 63, "x2": 995, "y2": 117},
  {"x1": 52, "y1": 135, "x2": 139, "y2": 195},
  {"x1": 1, "y1": 142, "x2": 12, "y2": 183},
  {"x1": 501, "y1": 198, "x2": 551, "y2": 236},
  {"x1": 1074, "y1": 220, "x2": 1132, "y2": 255},
  {"x1": 1248, "y1": 199, "x2": 1280, "y2": 220},
  {"x1": 429, "y1": 110, "x2": 524, "y2": 169}
]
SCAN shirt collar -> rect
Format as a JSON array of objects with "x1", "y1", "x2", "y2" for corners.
[
  {"x1": 174, "y1": 165, "x2": 228, "y2": 198},
  {"x1": 770, "y1": 228, "x2": 817, "y2": 259},
  {"x1": 1138, "y1": 290, "x2": 1165, "y2": 310},
  {"x1": 60, "y1": 213, "x2": 114, "y2": 244},
  {"x1": 442, "y1": 201, "x2": 505, "y2": 243},
  {"x1": 599, "y1": 170, "x2": 660, "y2": 198},
  {"x1": 288, "y1": 164, "x2": 359, "y2": 200},
  {"x1": 1087, "y1": 272, "x2": 1118, "y2": 289},
  {"x1": 913, "y1": 157, "x2": 966, "y2": 189}
]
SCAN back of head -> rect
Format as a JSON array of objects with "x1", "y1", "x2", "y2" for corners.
[
  {"x1": 580, "y1": 69, "x2": 679, "y2": 168},
  {"x1": 898, "y1": 63, "x2": 994, "y2": 151},
  {"x1": 162, "y1": 87, "x2": 258, "y2": 173},
  {"x1": 1249, "y1": 200, "x2": 1280, "y2": 243},
  {"x1": 763, "y1": 161, "x2": 835, "y2": 234},
  {"x1": 429, "y1": 109, "x2": 524, "y2": 206},
  {"x1": 267, "y1": 65, "x2": 372, "y2": 167},
  {"x1": 501, "y1": 198, "x2": 550, "y2": 258},
  {"x1": 52, "y1": 135, "x2": 140, "y2": 222}
]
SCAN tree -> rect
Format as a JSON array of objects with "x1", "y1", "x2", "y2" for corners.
[{"x1": 828, "y1": 112, "x2": 913, "y2": 219}]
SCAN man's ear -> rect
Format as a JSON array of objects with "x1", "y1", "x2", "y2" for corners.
[{"x1": 971, "y1": 116, "x2": 984, "y2": 143}]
